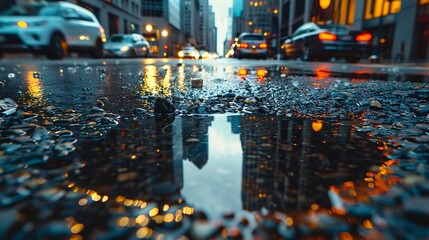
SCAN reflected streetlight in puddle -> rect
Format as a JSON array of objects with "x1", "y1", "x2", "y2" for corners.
[{"x1": 311, "y1": 120, "x2": 324, "y2": 132}]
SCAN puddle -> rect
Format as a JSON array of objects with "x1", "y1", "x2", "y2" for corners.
[{"x1": 68, "y1": 115, "x2": 385, "y2": 219}]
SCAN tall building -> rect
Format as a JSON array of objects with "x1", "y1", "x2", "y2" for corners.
[
  {"x1": 199, "y1": 0, "x2": 209, "y2": 49},
  {"x1": 281, "y1": 0, "x2": 429, "y2": 61},
  {"x1": 181, "y1": 116, "x2": 213, "y2": 169},
  {"x1": 242, "y1": 0, "x2": 278, "y2": 37},
  {"x1": 141, "y1": 0, "x2": 184, "y2": 57},
  {"x1": 207, "y1": 6, "x2": 217, "y2": 52},
  {"x1": 223, "y1": 7, "x2": 234, "y2": 56},
  {"x1": 239, "y1": 116, "x2": 384, "y2": 213},
  {"x1": 181, "y1": 0, "x2": 201, "y2": 46},
  {"x1": 78, "y1": 0, "x2": 142, "y2": 36},
  {"x1": 232, "y1": 0, "x2": 245, "y2": 38}
]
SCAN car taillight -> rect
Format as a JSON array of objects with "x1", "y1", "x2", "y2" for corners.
[
  {"x1": 238, "y1": 68, "x2": 248, "y2": 76},
  {"x1": 318, "y1": 32, "x2": 337, "y2": 41},
  {"x1": 238, "y1": 43, "x2": 249, "y2": 49},
  {"x1": 356, "y1": 33, "x2": 372, "y2": 42},
  {"x1": 258, "y1": 43, "x2": 268, "y2": 49}
]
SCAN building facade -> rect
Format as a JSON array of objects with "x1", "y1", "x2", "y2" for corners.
[
  {"x1": 234, "y1": 0, "x2": 280, "y2": 57},
  {"x1": 242, "y1": 0, "x2": 277, "y2": 37},
  {"x1": 198, "y1": 0, "x2": 209, "y2": 49},
  {"x1": 232, "y1": 0, "x2": 245, "y2": 39},
  {"x1": 280, "y1": 0, "x2": 429, "y2": 61},
  {"x1": 181, "y1": 0, "x2": 201, "y2": 46},
  {"x1": 140, "y1": 0, "x2": 184, "y2": 57},
  {"x1": 207, "y1": 6, "x2": 217, "y2": 52}
]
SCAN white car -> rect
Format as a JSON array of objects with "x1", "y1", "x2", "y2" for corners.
[
  {"x1": 104, "y1": 34, "x2": 150, "y2": 58},
  {"x1": 0, "y1": 1, "x2": 106, "y2": 59},
  {"x1": 178, "y1": 46, "x2": 200, "y2": 59}
]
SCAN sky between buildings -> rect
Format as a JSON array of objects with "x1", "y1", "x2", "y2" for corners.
[{"x1": 209, "y1": 0, "x2": 233, "y2": 55}]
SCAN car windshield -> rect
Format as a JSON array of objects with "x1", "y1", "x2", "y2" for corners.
[
  {"x1": 0, "y1": 4, "x2": 57, "y2": 16},
  {"x1": 108, "y1": 35, "x2": 134, "y2": 43},
  {"x1": 241, "y1": 35, "x2": 264, "y2": 41}
]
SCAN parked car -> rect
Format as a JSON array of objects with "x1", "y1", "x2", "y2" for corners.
[
  {"x1": 104, "y1": 33, "x2": 150, "y2": 58},
  {"x1": 283, "y1": 22, "x2": 372, "y2": 63},
  {"x1": 234, "y1": 32, "x2": 268, "y2": 59},
  {"x1": 0, "y1": 1, "x2": 106, "y2": 59},
  {"x1": 178, "y1": 45, "x2": 199, "y2": 59}
]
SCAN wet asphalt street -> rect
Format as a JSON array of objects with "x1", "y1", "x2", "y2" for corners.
[{"x1": 0, "y1": 57, "x2": 429, "y2": 239}]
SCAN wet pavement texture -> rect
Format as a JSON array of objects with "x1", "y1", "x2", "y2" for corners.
[{"x1": 0, "y1": 60, "x2": 429, "y2": 239}]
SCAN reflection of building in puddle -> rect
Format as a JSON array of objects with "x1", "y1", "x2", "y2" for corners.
[
  {"x1": 69, "y1": 114, "x2": 386, "y2": 219},
  {"x1": 239, "y1": 116, "x2": 385, "y2": 214},
  {"x1": 71, "y1": 116, "x2": 183, "y2": 203},
  {"x1": 70, "y1": 115, "x2": 215, "y2": 203},
  {"x1": 180, "y1": 116, "x2": 214, "y2": 169}
]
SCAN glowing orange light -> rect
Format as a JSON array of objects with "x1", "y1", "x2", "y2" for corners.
[
  {"x1": 311, "y1": 120, "x2": 323, "y2": 132},
  {"x1": 356, "y1": 33, "x2": 372, "y2": 42},
  {"x1": 319, "y1": 0, "x2": 331, "y2": 9},
  {"x1": 384, "y1": 159, "x2": 397, "y2": 166},
  {"x1": 238, "y1": 43, "x2": 249, "y2": 49},
  {"x1": 149, "y1": 207, "x2": 159, "y2": 217},
  {"x1": 258, "y1": 43, "x2": 268, "y2": 49},
  {"x1": 136, "y1": 227, "x2": 153, "y2": 239},
  {"x1": 238, "y1": 68, "x2": 248, "y2": 76},
  {"x1": 256, "y1": 69, "x2": 267, "y2": 78},
  {"x1": 285, "y1": 217, "x2": 294, "y2": 226},
  {"x1": 315, "y1": 67, "x2": 331, "y2": 80},
  {"x1": 319, "y1": 32, "x2": 337, "y2": 41},
  {"x1": 70, "y1": 223, "x2": 84, "y2": 234}
]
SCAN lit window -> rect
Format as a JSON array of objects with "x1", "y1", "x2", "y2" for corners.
[{"x1": 365, "y1": 0, "x2": 401, "y2": 20}]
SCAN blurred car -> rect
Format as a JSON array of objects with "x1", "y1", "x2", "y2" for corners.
[
  {"x1": 199, "y1": 50, "x2": 210, "y2": 59},
  {"x1": 0, "y1": 1, "x2": 106, "y2": 60},
  {"x1": 104, "y1": 33, "x2": 150, "y2": 58},
  {"x1": 283, "y1": 22, "x2": 372, "y2": 63},
  {"x1": 234, "y1": 32, "x2": 268, "y2": 59},
  {"x1": 208, "y1": 52, "x2": 219, "y2": 59},
  {"x1": 178, "y1": 46, "x2": 199, "y2": 59}
]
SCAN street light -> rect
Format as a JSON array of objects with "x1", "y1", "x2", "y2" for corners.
[
  {"x1": 161, "y1": 30, "x2": 168, "y2": 38},
  {"x1": 161, "y1": 29, "x2": 168, "y2": 57},
  {"x1": 145, "y1": 24, "x2": 153, "y2": 33}
]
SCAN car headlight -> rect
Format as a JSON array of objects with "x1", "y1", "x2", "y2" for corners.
[
  {"x1": 17, "y1": 20, "x2": 48, "y2": 28},
  {"x1": 178, "y1": 51, "x2": 184, "y2": 57},
  {"x1": 120, "y1": 46, "x2": 130, "y2": 52}
]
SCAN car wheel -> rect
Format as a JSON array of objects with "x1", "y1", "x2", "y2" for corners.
[
  {"x1": 90, "y1": 39, "x2": 104, "y2": 58},
  {"x1": 46, "y1": 34, "x2": 68, "y2": 60},
  {"x1": 302, "y1": 45, "x2": 313, "y2": 61},
  {"x1": 345, "y1": 57, "x2": 360, "y2": 63}
]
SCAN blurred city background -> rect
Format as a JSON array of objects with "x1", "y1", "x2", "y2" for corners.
[{"x1": 1, "y1": 0, "x2": 428, "y2": 62}]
